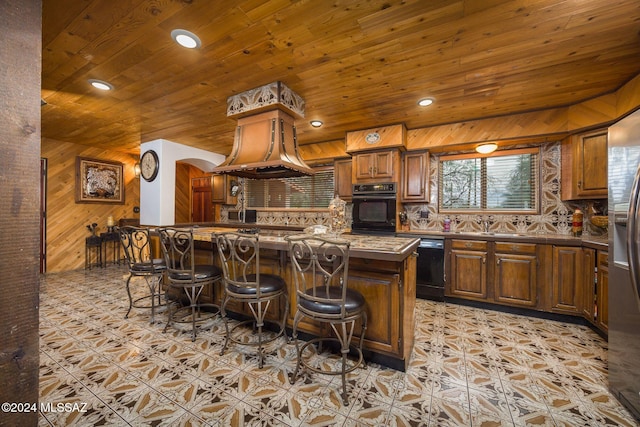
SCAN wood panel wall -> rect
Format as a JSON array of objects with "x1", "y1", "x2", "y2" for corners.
[
  {"x1": 42, "y1": 138, "x2": 141, "y2": 272},
  {"x1": 0, "y1": 1, "x2": 41, "y2": 424}
]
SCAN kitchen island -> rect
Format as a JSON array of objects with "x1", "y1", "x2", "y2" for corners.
[{"x1": 189, "y1": 227, "x2": 420, "y2": 371}]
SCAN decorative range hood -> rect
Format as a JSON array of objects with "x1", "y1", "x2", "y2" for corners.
[{"x1": 212, "y1": 82, "x2": 314, "y2": 179}]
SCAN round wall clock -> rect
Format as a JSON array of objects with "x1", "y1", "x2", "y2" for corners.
[{"x1": 140, "y1": 149, "x2": 159, "y2": 182}]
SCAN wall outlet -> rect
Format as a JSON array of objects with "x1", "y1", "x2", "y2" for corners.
[{"x1": 420, "y1": 210, "x2": 429, "y2": 219}]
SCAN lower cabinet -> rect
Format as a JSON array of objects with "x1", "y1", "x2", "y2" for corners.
[
  {"x1": 448, "y1": 239, "x2": 488, "y2": 300},
  {"x1": 447, "y1": 239, "x2": 540, "y2": 308},
  {"x1": 595, "y1": 251, "x2": 609, "y2": 334},
  {"x1": 550, "y1": 246, "x2": 584, "y2": 315},
  {"x1": 494, "y1": 242, "x2": 537, "y2": 307}
]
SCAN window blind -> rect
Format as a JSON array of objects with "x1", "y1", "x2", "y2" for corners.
[
  {"x1": 439, "y1": 148, "x2": 539, "y2": 213},
  {"x1": 246, "y1": 168, "x2": 335, "y2": 209}
]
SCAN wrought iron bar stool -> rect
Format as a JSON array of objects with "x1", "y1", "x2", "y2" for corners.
[
  {"x1": 158, "y1": 227, "x2": 222, "y2": 341},
  {"x1": 215, "y1": 231, "x2": 289, "y2": 368},
  {"x1": 119, "y1": 226, "x2": 167, "y2": 323},
  {"x1": 285, "y1": 234, "x2": 367, "y2": 406}
]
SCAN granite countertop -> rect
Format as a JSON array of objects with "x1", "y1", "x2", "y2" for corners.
[
  {"x1": 397, "y1": 229, "x2": 609, "y2": 249},
  {"x1": 190, "y1": 227, "x2": 420, "y2": 262}
]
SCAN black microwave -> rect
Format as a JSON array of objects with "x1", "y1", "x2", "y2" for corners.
[{"x1": 351, "y1": 183, "x2": 397, "y2": 234}]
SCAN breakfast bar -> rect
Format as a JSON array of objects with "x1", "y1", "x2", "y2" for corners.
[{"x1": 189, "y1": 227, "x2": 420, "y2": 371}]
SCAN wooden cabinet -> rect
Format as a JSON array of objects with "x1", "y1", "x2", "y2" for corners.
[
  {"x1": 353, "y1": 149, "x2": 399, "y2": 182},
  {"x1": 582, "y1": 248, "x2": 596, "y2": 320},
  {"x1": 493, "y1": 242, "x2": 537, "y2": 307},
  {"x1": 561, "y1": 128, "x2": 608, "y2": 200},
  {"x1": 401, "y1": 151, "x2": 429, "y2": 202},
  {"x1": 212, "y1": 174, "x2": 238, "y2": 205},
  {"x1": 595, "y1": 250, "x2": 609, "y2": 334},
  {"x1": 550, "y1": 246, "x2": 584, "y2": 315},
  {"x1": 334, "y1": 158, "x2": 353, "y2": 201},
  {"x1": 448, "y1": 239, "x2": 488, "y2": 300}
]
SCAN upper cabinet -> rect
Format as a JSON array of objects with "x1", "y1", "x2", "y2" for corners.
[
  {"x1": 401, "y1": 151, "x2": 429, "y2": 202},
  {"x1": 347, "y1": 124, "x2": 405, "y2": 184},
  {"x1": 561, "y1": 128, "x2": 608, "y2": 200},
  {"x1": 334, "y1": 158, "x2": 353, "y2": 201},
  {"x1": 212, "y1": 174, "x2": 238, "y2": 205},
  {"x1": 352, "y1": 149, "x2": 399, "y2": 182}
]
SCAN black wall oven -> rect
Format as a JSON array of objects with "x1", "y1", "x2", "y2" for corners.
[{"x1": 351, "y1": 183, "x2": 397, "y2": 235}]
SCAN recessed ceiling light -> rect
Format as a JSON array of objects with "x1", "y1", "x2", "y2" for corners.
[
  {"x1": 88, "y1": 79, "x2": 114, "y2": 91},
  {"x1": 310, "y1": 120, "x2": 323, "y2": 127},
  {"x1": 418, "y1": 98, "x2": 434, "y2": 107},
  {"x1": 475, "y1": 143, "x2": 498, "y2": 154},
  {"x1": 171, "y1": 29, "x2": 201, "y2": 49}
]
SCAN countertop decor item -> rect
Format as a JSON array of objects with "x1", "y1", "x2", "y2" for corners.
[{"x1": 328, "y1": 195, "x2": 346, "y2": 236}]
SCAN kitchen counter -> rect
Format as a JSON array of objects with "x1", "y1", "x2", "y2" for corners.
[
  {"x1": 192, "y1": 227, "x2": 420, "y2": 261},
  {"x1": 397, "y1": 229, "x2": 608, "y2": 250}
]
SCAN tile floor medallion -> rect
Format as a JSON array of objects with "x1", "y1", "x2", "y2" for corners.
[{"x1": 39, "y1": 265, "x2": 638, "y2": 426}]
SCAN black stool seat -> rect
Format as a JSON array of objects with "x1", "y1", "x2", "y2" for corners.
[
  {"x1": 299, "y1": 287, "x2": 365, "y2": 315},
  {"x1": 168, "y1": 264, "x2": 222, "y2": 282},
  {"x1": 226, "y1": 273, "x2": 286, "y2": 295},
  {"x1": 130, "y1": 258, "x2": 165, "y2": 273}
]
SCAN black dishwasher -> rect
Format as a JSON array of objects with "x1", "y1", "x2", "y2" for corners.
[{"x1": 415, "y1": 237, "x2": 445, "y2": 301}]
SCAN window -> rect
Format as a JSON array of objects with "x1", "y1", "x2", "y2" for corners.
[
  {"x1": 246, "y1": 167, "x2": 335, "y2": 209},
  {"x1": 439, "y1": 147, "x2": 539, "y2": 213}
]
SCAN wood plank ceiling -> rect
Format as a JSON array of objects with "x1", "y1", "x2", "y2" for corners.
[{"x1": 41, "y1": 0, "x2": 640, "y2": 156}]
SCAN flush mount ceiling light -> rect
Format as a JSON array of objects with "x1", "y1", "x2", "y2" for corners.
[
  {"x1": 418, "y1": 98, "x2": 434, "y2": 107},
  {"x1": 310, "y1": 120, "x2": 323, "y2": 127},
  {"x1": 88, "y1": 79, "x2": 114, "y2": 91},
  {"x1": 476, "y1": 143, "x2": 498, "y2": 154},
  {"x1": 171, "y1": 29, "x2": 201, "y2": 49}
]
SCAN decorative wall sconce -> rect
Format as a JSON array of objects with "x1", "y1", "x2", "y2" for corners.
[{"x1": 134, "y1": 162, "x2": 141, "y2": 178}]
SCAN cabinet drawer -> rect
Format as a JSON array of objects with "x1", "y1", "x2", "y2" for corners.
[
  {"x1": 451, "y1": 240, "x2": 487, "y2": 251},
  {"x1": 495, "y1": 242, "x2": 536, "y2": 254}
]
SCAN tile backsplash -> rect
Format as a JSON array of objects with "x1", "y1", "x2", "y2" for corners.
[{"x1": 221, "y1": 142, "x2": 607, "y2": 237}]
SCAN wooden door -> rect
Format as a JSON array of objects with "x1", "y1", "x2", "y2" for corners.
[
  {"x1": 551, "y1": 246, "x2": 583, "y2": 315},
  {"x1": 596, "y1": 251, "x2": 609, "y2": 334},
  {"x1": 401, "y1": 151, "x2": 428, "y2": 202},
  {"x1": 334, "y1": 158, "x2": 353, "y2": 201},
  {"x1": 40, "y1": 158, "x2": 47, "y2": 273},
  {"x1": 192, "y1": 177, "x2": 212, "y2": 222},
  {"x1": 494, "y1": 253, "x2": 537, "y2": 307},
  {"x1": 448, "y1": 246, "x2": 488, "y2": 300},
  {"x1": 582, "y1": 248, "x2": 596, "y2": 321},
  {"x1": 577, "y1": 130, "x2": 607, "y2": 197}
]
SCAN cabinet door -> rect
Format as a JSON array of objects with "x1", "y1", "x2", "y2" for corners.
[
  {"x1": 372, "y1": 150, "x2": 395, "y2": 179},
  {"x1": 212, "y1": 174, "x2": 238, "y2": 205},
  {"x1": 354, "y1": 153, "x2": 375, "y2": 180},
  {"x1": 347, "y1": 269, "x2": 401, "y2": 356},
  {"x1": 582, "y1": 248, "x2": 596, "y2": 321},
  {"x1": 401, "y1": 151, "x2": 429, "y2": 202},
  {"x1": 494, "y1": 253, "x2": 537, "y2": 307},
  {"x1": 449, "y1": 249, "x2": 488, "y2": 300},
  {"x1": 577, "y1": 130, "x2": 607, "y2": 197},
  {"x1": 551, "y1": 246, "x2": 583, "y2": 315},
  {"x1": 334, "y1": 159, "x2": 353, "y2": 201},
  {"x1": 596, "y1": 251, "x2": 608, "y2": 334}
]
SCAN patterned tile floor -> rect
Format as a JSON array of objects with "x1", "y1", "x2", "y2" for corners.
[{"x1": 39, "y1": 265, "x2": 639, "y2": 426}]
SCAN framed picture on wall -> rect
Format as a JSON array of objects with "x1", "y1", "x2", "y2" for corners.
[{"x1": 75, "y1": 157, "x2": 125, "y2": 204}]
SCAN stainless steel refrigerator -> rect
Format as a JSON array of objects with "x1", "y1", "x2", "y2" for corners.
[{"x1": 608, "y1": 108, "x2": 640, "y2": 421}]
